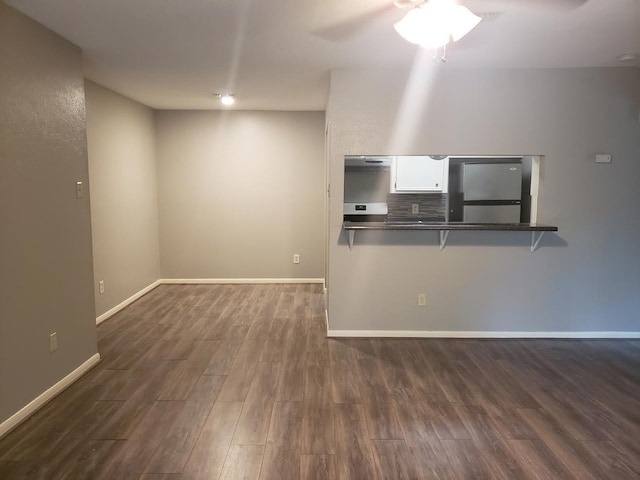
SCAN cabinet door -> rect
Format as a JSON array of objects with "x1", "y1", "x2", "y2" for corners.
[{"x1": 394, "y1": 156, "x2": 447, "y2": 192}]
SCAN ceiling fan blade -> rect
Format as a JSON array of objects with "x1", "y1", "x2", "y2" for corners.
[
  {"x1": 466, "y1": 0, "x2": 589, "y2": 12},
  {"x1": 449, "y1": 11, "x2": 502, "y2": 50},
  {"x1": 313, "y1": 4, "x2": 399, "y2": 41}
]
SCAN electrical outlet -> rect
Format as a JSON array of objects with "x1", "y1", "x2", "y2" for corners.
[
  {"x1": 417, "y1": 293, "x2": 426, "y2": 306},
  {"x1": 293, "y1": 254, "x2": 300, "y2": 264},
  {"x1": 412, "y1": 203, "x2": 420, "y2": 214},
  {"x1": 49, "y1": 332, "x2": 58, "y2": 352},
  {"x1": 98, "y1": 280, "x2": 105, "y2": 294}
]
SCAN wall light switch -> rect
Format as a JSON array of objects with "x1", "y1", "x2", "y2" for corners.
[
  {"x1": 595, "y1": 154, "x2": 612, "y2": 164},
  {"x1": 76, "y1": 181, "x2": 85, "y2": 198}
]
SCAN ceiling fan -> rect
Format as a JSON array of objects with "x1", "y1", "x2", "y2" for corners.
[{"x1": 313, "y1": 0, "x2": 589, "y2": 42}]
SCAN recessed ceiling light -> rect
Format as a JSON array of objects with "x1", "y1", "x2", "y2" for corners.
[
  {"x1": 220, "y1": 94, "x2": 235, "y2": 106},
  {"x1": 617, "y1": 53, "x2": 638, "y2": 63},
  {"x1": 213, "y1": 93, "x2": 235, "y2": 106}
]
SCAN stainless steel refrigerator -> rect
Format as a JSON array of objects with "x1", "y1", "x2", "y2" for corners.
[{"x1": 462, "y1": 162, "x2": 522, "y2": 223}]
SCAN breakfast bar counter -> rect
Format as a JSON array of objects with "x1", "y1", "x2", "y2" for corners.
[{"x1": 342, "y1": 221, "x2": 558, "y2": 251}]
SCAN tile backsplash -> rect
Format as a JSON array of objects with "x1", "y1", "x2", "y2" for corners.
[{"x1": 386, "y1": 193, "x2": 447, "y2": 222}]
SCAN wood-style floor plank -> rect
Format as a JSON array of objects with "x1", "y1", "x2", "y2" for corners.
[
  {"x1": 333, "y1": 403, "x2": 378, "y2": 480},
  {"x1": 1, "y1": 284, "x2": 639, "y2": 480},
  {"x1": 259, "y1": 401, "x2": 304, "y2": 480},
  {"x1": 371, "y1": 439, "x2": 426, "y2": 480},
  {"x1": 180, "y1": 400, "x2": 243, "y2": 480},
  {"x1": 300, "y1": 454, "x2": 336, "y2": 480},
  {"x1": 391, "y1": 388, "x2": 454, "y2": 478},
  {"x1": 397, "y1": 341, "x2": 450, "y2": 405},
  {"x1": 355, "y1": 358, "x2": 404, "y2": 440},
  {"x1": 328, "y1": 340, "x2": 361, "y2": 404},
  {"x1": 157, "y1": 340, "x2": 222, "y2": 401},
  {"x1": 43, "y1": 439, "x2": 120, "y2": 480},
  {"x1": 218, "y1": 444, "x2": 264, "y2": 480},
  {"x1": 301, "y1": 364, "x2": 334, "y2": 455},
  {"x1": 92, "y1": 361, "x2": 178, "y2": 440},
  {"x1": 507, "y1": 439, "x2": 574, "y2": 480},
  {"x1": 200, "y1": 339, "x2": 240, "y2": 375},
  {"x1": 579, "y1": 440, "x2": 640, "y2": 480},
  {"x1": 441, "y1": 438, "x2": 498, "y2": 480},
  {"x1": 95, "y1": 400, "x2": 184, "y2": 480},
  {"x1": 515, "y1": 408, "x2": 608, "y2": 480},
  {"x1": 275, "y1": 318, "x2": 307, "y2": 402},
  {"x1": 145, "y1": 375, "x2": 225, "y2": 474},
  {"x1": 452, "y1": 406, "x2": 528, "y2": 479},
  {"x1": 371, "y1": 340, "x2": 414, "y2": 390},
  {"x1": 232, "y1": 361, "x2": 280, "y2": 445},
  {"x1": 304, "y1": 313, "x2": 330, "y2": 367},
  {"x1": 216, "y1": 320, "x2": 270, "y2": 402}
]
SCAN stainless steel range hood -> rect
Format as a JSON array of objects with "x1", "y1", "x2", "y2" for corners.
[{"x1": 344, "y1": 156, "x2": 392, "y2": 168}]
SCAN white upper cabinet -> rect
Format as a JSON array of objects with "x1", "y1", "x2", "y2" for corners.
[{"x1": 392, "y1": 156, "x2": 449, "y2": 193}]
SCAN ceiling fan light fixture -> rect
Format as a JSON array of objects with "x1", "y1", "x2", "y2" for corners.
[
  {"x1": 394, "y1": 7, "x2": 450, "y2": 48},
  {"x1": 214, "y1": 93, "x2": 236, "y2": 106},
  {"x1": 394, "y1": 0, "x2": 481, "y2": 49},
  {"x1": 617, "y1": 53, "x2": 638, "y2": 63}
]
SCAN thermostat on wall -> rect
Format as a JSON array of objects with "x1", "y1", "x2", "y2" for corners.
[{"x1": 595, "y1": 153, "x2": 612, "y2": 163}]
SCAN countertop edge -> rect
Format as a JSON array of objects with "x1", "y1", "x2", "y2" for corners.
[{"x1": 342, "y1": 222, "x2": 558, "y2": 232}]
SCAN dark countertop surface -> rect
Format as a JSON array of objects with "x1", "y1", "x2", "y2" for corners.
[{"x1": 343, "y1": 221, "x2": 558, "y2": 232}]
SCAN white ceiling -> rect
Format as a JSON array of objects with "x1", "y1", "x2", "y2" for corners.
[{"x1": 7, "y1": 0, "x2": 640, "y2": 110}]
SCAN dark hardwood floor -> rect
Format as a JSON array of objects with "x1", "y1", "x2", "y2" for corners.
[{"x1": 1, "y1": 283, "x2": 639, "y2": 479}]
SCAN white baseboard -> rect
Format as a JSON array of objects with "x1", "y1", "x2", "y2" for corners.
[
  {"x1": 160, "y1": 278, "x2": 324, "y2": 285},
  {"x1": 0, "y1": 353, "x2": 101, "y2": 439},
  {"x1": 96, "y1": 279, "x2": 162, "y2": 325},
  {"x1": 327, "y1": 330, "x2": 640, "y2": 339}
]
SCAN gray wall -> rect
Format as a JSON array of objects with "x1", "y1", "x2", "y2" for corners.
[
  {"x1": 327, "y1": 66, "x2": 640, "y2": 333},
  {"x1": 85, "y1": 81, "x2": 160, "y2": 317},
  {"x1": 156, "y1": 110, "x2": 325, "y2": 279},
  {"x1": 0, "y1": 3, "x2": 97, "y2": 423}
]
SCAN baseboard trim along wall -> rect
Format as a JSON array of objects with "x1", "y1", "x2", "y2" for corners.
[
  {"x1": 96, "y1": 279, "x2": 162, "y2": 325},
  {"x1": 0, "y1": 353, "x2": 101, "y2": 439},
  {"x1": 327, "y1": 330, "x2": 640, "y2": 339},
  {"x1": 161, "y1": 278, "x2": 324, "y2": 285}
]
